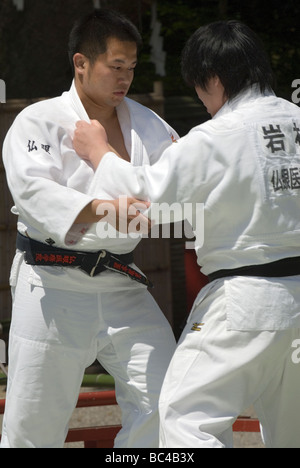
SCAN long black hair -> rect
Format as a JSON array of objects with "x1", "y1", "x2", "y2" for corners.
[{"x1": 181, "y1": 20, "x2": 275, "y2": 99}]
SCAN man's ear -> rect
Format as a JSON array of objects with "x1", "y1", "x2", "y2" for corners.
[
  {"x1": 213, "y1": 75, "x2": 227, "y2": 101},
  {"x1": 212, "y1": 75, "x2": 221, "y2": 88},
  {"x1": 73, "y1": 53, "x2": 88, "y2": 76}
]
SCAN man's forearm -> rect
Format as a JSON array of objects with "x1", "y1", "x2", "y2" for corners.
[{"x1": 74, "y1": 199, "x2": 112, "y2": 224}]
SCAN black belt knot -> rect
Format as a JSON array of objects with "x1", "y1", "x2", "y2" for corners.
[{"x1": 16, "y1": 232, "x2": 153, "y2": 288}]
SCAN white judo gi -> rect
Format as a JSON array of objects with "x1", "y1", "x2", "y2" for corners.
[
  {"x1": 86, "y1": 85, "x2": 300, "y2": 448},
  {"x1": 1, "y1": 81, "x2": 178, "y2": 448}
]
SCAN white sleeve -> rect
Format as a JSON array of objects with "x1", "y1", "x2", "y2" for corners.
[
  {"x1": 88, "y1": 131, "x2": 217, "y2": 222},
  {"x1": 3, "y1": 113, "x2": 94, "y2": 246},
  {"x1": 146, "y1": 121, "x2": 180, "y2": 165}
]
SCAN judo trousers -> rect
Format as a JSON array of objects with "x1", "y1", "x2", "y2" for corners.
[
  {"x1": 1, "y1": 263, "x2": 176, "y2": 448},
  {"x1": 159, "y1": 281, "x2": 300, "y2": 448}
]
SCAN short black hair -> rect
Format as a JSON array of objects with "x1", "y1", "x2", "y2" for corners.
[
  {"x1": 68, "y1": 9, "x2": 142, "y2": 73},
  {"x1": 181, "y1": 20, "x2": 275, "y2": 99}
]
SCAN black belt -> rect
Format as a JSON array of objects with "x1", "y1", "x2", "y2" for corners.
[
  {"x1": 208, "y1": 256, "x2": 300, "y2": 283},
  {"x1": 16, "y1": 232, "x2": 153, "y2": 288}
]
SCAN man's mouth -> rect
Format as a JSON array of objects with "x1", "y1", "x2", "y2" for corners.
[{"x1": 114, "y1": 90, "x2": 127, "y2": 97}]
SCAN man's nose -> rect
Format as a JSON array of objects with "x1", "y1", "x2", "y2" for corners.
[{"x1": 118, "y1": 70, "x2": 133, "y2": 85}]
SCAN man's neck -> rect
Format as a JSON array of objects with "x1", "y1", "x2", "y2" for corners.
[
  {"x1": 81, "y1": 96, "x2": 117, "y2": 126},
  {"x1": 75, "y1": 80, "x2": 117, "y2": 124},
  {"x1": 74, "y1": 79, "x2": 130, "y2": 162}
]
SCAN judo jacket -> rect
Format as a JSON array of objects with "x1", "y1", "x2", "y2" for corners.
[
  {"x1": 89, "y1": 85, "x2": 300, "y2": 330},
  {"x1": 2, "y1": 81, "x2": 178, "y2": 292}
]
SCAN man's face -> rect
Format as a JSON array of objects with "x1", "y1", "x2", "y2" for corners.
[{"x1": 76, "y1": 37, "x2": 137, "y2": 109}]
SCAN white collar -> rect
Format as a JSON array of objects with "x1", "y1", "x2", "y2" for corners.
[
  {"x1": 68, "y1": 80, "x2": 136, "y2": 162},
  {"x1": 69, "y1": 80, "x2": 90, "y2": 122},
  {"x1": 213, "y1": 84, "x2": 275, "y2": 120}
]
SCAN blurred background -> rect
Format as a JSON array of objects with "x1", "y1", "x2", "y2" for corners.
[
  {"x1": 1, "y1": 0, "x2": 299, "y2": 102},
  {"x1": 0, "y1": 0, "x2": 300, "y2": 339}
]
